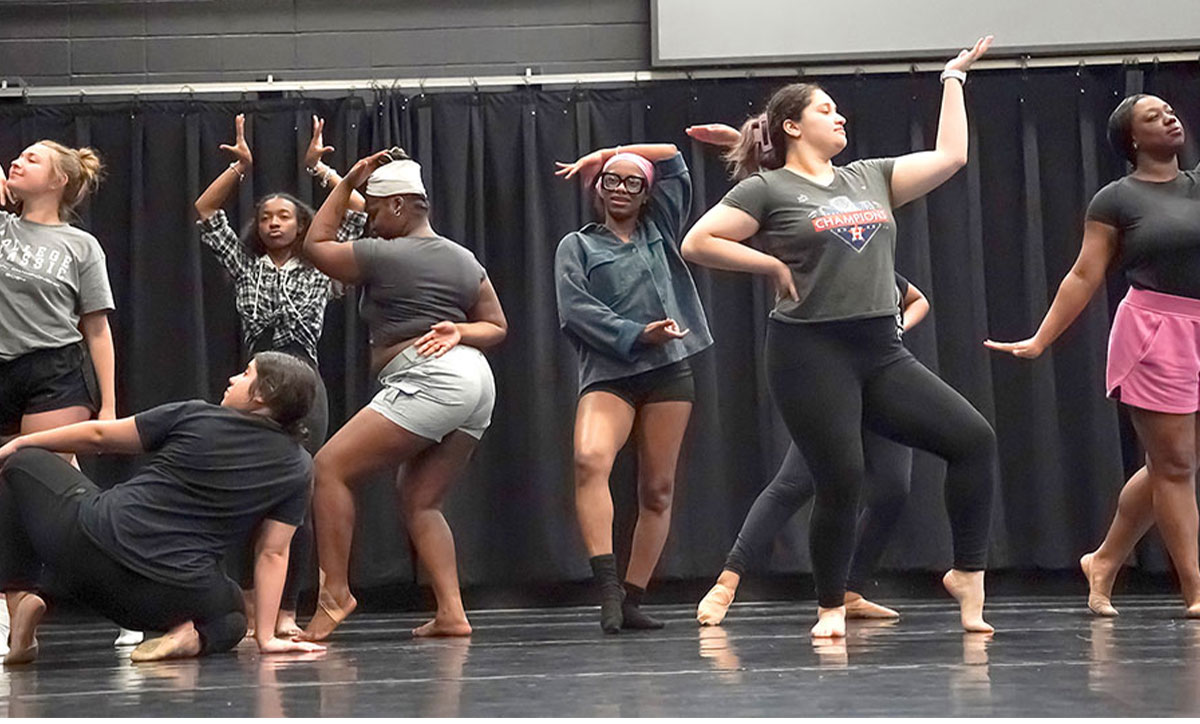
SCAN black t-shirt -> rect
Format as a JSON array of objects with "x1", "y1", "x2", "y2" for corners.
[
  {"x1": 1086, "y1": 168, "x2": 1200, "y2": 299},
  {"x1": 79, "y1": 400, "x2": 312, "y2": 586}
]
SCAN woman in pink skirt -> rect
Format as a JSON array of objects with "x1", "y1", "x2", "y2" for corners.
[{"x1": 987, "y1": 93, "x2": 1200, "y2": 618}]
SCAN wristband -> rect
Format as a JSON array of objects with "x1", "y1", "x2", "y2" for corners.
[
  {"x1": 306, "y1": 164, "x2": 334, "y2": 188},
  {"x1": 228, "y1": 161, "x2": 245, "y2": 182},
  {"x1": 940, "y1": 69, "x2": 967, "y2": 85}
]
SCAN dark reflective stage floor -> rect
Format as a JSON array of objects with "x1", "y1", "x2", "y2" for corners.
[{"x1": 3, "y1": 595, "x2": 1200, "y2": 717}]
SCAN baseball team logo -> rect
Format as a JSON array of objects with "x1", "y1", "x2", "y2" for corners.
[{"x1": 807, "y1": 196, "x2": 891, "y2": 253}]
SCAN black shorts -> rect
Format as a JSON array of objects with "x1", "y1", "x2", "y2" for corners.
[
  {"x1": 581, "y1": 360, "x2": 695, "y2": 408},
  {"x1": 0, "y1": 343, "x2": 98, "y2": 436}
]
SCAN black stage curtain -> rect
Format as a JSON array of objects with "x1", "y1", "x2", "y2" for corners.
[{"x1": 2, "y1": 63, "x2": 1195, "y2": 591}]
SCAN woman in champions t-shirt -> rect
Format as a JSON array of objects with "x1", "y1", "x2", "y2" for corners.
[
  {"x1": 987, "y1": 94, "x2": 1200, "y2": 619},
  {"x1": 682, "y1": 37, "x2": 997, "y2": 638}
]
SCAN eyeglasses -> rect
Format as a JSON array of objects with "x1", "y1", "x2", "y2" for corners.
[{"x1": 599, "y1": 172, "x2": 646, "y2": 195}]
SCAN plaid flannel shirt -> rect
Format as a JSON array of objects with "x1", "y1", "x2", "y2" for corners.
[{"x1": 198, "y1": 209, "x2": 367, "y2": 364}]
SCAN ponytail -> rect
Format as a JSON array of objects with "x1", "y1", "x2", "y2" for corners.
[{"x1": 722, "y1": 83, "x2": 823, "y2": 180}]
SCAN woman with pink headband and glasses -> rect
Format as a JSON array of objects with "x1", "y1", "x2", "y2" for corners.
[{"x1": 554, "y1": 144, "x2": 712, "y2": 633}]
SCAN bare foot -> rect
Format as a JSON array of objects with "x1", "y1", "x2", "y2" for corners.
[
  {"x1": 131, "y1": 621, "x2": 202, "y2": 663},
  {"x1": 942, "y1": 570, "x2": 993, "y2": 634},
  {"x1": 3, "y1": 593, "x2": 46, "y2": 666},
  {"x1": 276, "y1": 611, "x2": 302, "y2": 639},
  {"x1": 697, "y1": 582, "x2": 737, "y2": 626},
  {"x1": 301, "y1": 588, "x2": 357, "y2": 642},
  {"x1": 844, "y1": 591, "x2": 900, "y2": 619},
  {"x1": 1080, "y1": 552, "x2": 1118, "y2": 617},
  {"x1": 412, "y1": 617, "x2": 472, "y2": 637},
  {"x1": 811, "y1": 606, "x2": 846, "y2": 638}
]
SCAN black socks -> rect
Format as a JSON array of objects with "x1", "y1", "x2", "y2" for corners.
[
  {"x1": 621, "y1": 582, "x2": 664, "y2": 630},
  {"x1": 589, "y1": 555, "x2": 624, "y2": 634}
]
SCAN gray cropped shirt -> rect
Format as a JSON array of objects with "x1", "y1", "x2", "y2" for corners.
[{"x1": 353, "y1": 234, "x2": 487, "y2": 347}]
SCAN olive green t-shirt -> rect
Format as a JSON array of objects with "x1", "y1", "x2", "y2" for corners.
[{"x1": 720, "y1": 158, "x2": 898, "y2": 323}]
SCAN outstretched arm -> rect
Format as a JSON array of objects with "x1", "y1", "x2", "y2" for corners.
[
  {"x1": 984, "y1": 220, "x2": 1118, "y2": 358},
  {"x1": 195, "y1": 114, "x2": 253, "y2": 220},
  {"x1": 555, "y1": 143, "x2": 679, "y2": 183},
  {"x1": 0, "y1": 417, "x2": 143, "y2": 462},
  {"x1": 890, "y1": 36, "x2": 993, "y2": 208}
]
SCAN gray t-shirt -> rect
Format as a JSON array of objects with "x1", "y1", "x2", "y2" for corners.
[
  {"x1": 0, "y1": 212, "x2": 114, "y2": 361},
  {"x1": 1086, "y1": 167, "x2": 1200, "y2": 299},
  {"x1": 720, "y1": 159, "x2": 898, "y2": 323},
  {"x1": 353, "y1": 235, "x2": 486, "y2": 346}
]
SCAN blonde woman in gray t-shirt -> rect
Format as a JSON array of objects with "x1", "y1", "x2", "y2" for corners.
[
  {"x1": 682, "y1": 38, "x2": 997, "y2": 638},
  {"x1": 0, "y1": 141, "x2": 114, "y2": 447}
]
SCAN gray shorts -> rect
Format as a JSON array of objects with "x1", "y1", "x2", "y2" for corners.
[{"x1": 368, "y1": 344, "x2": 495, "y2": 442}]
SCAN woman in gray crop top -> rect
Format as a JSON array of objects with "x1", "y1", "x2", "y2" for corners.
[
  {"x1": 300, "y1": 148, "x2": 508, "y2": 641},
  {"x1": 987, "y1": 94, "x2": 1200, "y2": 620}
]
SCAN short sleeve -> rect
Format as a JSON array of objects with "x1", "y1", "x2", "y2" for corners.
[
  {"x1": 719, "y1": 174, "x2": 770, "y2": 223},
  {"x1": 1086, "y1": 181, "x2": 1124, "y2": 227},
  {"x1": 76, "y1": 236, "x2": 115, "y2": 314},
  {"x1": 266, "y1": 462, "x2": 312, "y2": 526},
  {"x1": 853, "y1": 157, "x2": 896, "y2": 187},
  {"x1": 351, "y1": 238, "x2": 380, "y2": 284},
  {"x1": 134, "y1": 400, "x2": 203, "y2": 451},
  {"x1": 894, "y1": 272, "x2": 910, "y2": 300}
]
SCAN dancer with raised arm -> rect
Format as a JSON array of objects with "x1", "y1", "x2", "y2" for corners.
[
  {"x1": 302, "y1": 148, "x2": 507, "y2": 641},
  {"x1": 682, "y1": 37, "x2": 998, "y2": 637},
  {"x1": 987, "y1": 93, "x2": 1200, "y2": 618},
  {"x1": 554, "y1": 143, "x2": 713, "y2": 633}
]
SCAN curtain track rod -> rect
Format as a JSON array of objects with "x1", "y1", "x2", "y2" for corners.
[{"x1": 3, "y1": 50, "x2": 1198, "y2": 100}]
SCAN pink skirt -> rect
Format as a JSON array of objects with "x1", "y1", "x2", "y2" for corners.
[{"x1": 1107, "y1": 287, "x2": 1200, "y2": 414}]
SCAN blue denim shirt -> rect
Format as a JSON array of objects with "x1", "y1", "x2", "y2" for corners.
[{"x1": 554, "y1": 153, "x2": 713, "y2": 391}]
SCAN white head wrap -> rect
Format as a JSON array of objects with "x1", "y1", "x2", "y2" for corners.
[{"x1": 365, "y1": 159, "x2": 427, "y2": 198}]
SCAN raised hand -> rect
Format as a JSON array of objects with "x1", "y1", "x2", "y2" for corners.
[
  {"x1": 554, "y1": 150, "x2": 606, "y2": 181},
  {"x1": 639, "y1": 319, "x2": 690, "y2": 345},
  {"x1": 416, "y1": 321, "x2": 462, "y2": 358},
  {"x1": 983, "y1": 336, "x2": 1045, "y2": 359},
  {"x1": 342, "y1": 149, "x2": 393, "y2": 188},
  {"x1": 305, "y1": 115, "x2": 336, "y2": 170},
  {"x1": 686, "y1": 123, "x2": 743, "y2": 148},
  {"x1": 945, "y1": 35, "x2": 993, "y2": 74},
  {"x1": 219, "y1": 113, "x2": 253, "y2": 168}
]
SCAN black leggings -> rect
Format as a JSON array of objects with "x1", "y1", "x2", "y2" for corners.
[
  {"x1": 0, "y1": 449, "x2": 246, "y2": 655},
  {"x1": 765, "y1": 317, "x2": 996, "y2": 608},
  {"x1": 725, "y1": 435, "x2": 913, "y2": 593}
]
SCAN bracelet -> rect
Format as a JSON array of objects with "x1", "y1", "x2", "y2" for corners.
[
  {"x1": 306, "y1": 164, "x2": 334, "y2": 188},
  {"x1": 228, "y1": 161, "x2": 245, "y2": 182},
  {"x1": 940, "y1": 68, "x2": 967, "y2": 85}
]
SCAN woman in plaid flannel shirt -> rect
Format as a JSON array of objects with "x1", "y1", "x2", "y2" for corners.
[{"x1": 194, "y1": 114, "x2": 366, "y2": 640}]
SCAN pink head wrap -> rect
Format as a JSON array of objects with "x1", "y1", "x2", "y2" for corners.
[{"x1": 595, "y1": 152, "x2": 655, "y2": 191}]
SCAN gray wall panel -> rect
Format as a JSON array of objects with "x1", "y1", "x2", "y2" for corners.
[{"x1": 1, "y1": 0, "x2": 649, "y2": 87}]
